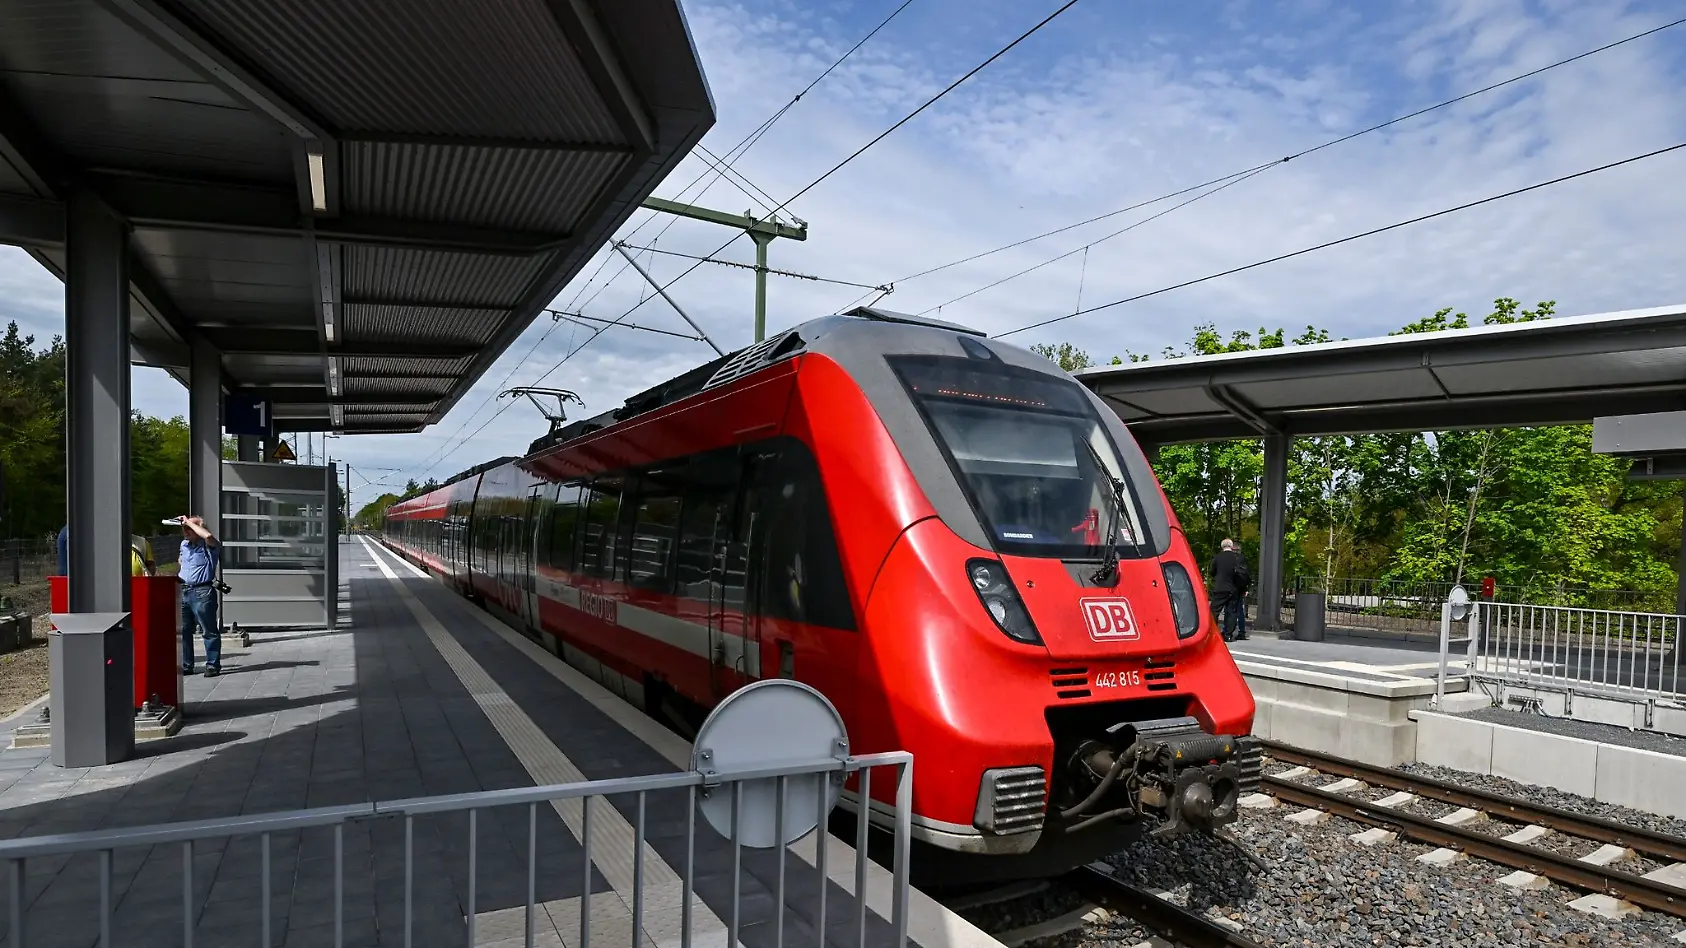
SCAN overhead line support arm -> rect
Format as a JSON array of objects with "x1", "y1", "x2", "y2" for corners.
[
  {"x1": 611, "y1": 243, "x2": 725, "y2": 356},
  {"x1": 638, "y1": 196, "x2": 808, "y2": 343}
]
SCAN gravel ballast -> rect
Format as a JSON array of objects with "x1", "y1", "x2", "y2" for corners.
[
  {"x1": 1072, "y1": 796, "x2": 1686, "y2": 947},
  {"x1": 1399, "y1": 761, "x2": 1686, "y2": 840}
]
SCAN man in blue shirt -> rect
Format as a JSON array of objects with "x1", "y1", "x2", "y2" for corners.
[{"x1": 173, "y1": 515, "x2": 223, "y2": 676}]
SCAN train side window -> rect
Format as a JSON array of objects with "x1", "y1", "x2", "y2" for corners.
[
  {"x1": 533, "y1": 483, "x2": 556, "y2": 568},
  {"x1": 550, "y1": 482, "x2": 583, "y2": 573},
  {"x1": 627, "y1": 485, "x2": 681, "y2": 592},
  {"x1": 756, "y1": 440, "x2": 856, "y2": 631},
  {"x1": 674, "y1": 450, "x2": 745, "y2": 605},
  {"x1": 675, "y1": 490, "x2": 724, "y2": 601},
  {"x1": 579, "y1": 476, "x2": 624, "y2": 577}
]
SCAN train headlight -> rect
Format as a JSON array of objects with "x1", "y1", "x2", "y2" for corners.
[
  {"x1": 965, "y1": 558, "x2": 1041, "y2": 645},
  {"x1": 1161, "y1": 561, "x2": 1201, "y2": 639}
]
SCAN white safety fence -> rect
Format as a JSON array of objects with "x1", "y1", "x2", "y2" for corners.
[
  {"x1": 1437, "y1": 598, "x2": 1685, "y2": 722},
  {"x1": 1, "y1": 737, "x2": 912, "y2": 948}
]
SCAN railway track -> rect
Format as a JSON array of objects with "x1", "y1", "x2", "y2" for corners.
[
  {"x1": 1257, "y1": 740, "x2": 1686, "y2": 918},
  {"x1": 943, "y1": 865, "x2": 1266, "y2": 948}
]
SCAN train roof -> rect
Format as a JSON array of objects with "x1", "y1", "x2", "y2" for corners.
[
  {"x1": 443, "y1": 456, "x2": 518, "y2": 488},
  {"x1": 523, "y1": 307, "x2": 989, "y2": 457}
]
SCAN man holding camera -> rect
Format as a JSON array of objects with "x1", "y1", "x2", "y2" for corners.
[{"x1": 171, "y1": 515, "x2": 223, "y2": 677}]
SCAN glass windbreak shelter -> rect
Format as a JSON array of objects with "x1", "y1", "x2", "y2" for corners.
[{"x1": 220, "y1": 461, "x2": 340, "y2": 631}]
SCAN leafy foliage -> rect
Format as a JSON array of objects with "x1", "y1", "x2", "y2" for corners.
[
  {"x1": 1034, "y1": 299, "x2": 1684, "y2": 605},
  {"x1": 0, "y1": 322, "x2": 249, "y2": 537},
  {"x1": 354, "y1": 493, "x2": 403, "y2": 530}
]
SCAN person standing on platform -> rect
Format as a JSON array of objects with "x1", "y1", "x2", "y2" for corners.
[
  {"x1": 173, "y1": 515, "x2": 222, "y2": 676},
  {"x1": 131, "y1": 534, "x2": 156, "y2": 577},
  {"x1": 56, "y1": 526, "x2": 155, "y2": 576},
  {"x1": 1208, "y1": 538, "x2": 1251, "y2": 643}
]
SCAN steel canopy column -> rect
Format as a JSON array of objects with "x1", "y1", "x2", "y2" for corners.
[
  {"x1": 189, "y1": 336, "x2": 222, "y2": 540},
  {"x1": 1256, "y1": 432, "x2": 1289, "y2": 631},
  {"x1": 64, "y1": 191, "x2": 131, "y2": 614},
  {"x1": 237, "y1": 436, "x2": 259, "y2": 462}
]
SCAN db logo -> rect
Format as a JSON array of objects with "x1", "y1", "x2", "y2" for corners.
[{"x1": 1081, "y1": 598, "x2": 1139, "y2": 641}]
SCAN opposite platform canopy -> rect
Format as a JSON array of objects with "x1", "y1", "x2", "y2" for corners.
[
  {"x1": 1073, "y1": 303, "x2": 1686, "y2": 445},
  {"x1": 0, "y1": 0, "x2": 714, "y2": 434}
]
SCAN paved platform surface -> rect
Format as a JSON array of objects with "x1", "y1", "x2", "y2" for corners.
[
  {"x1": 0, "y1": 538, "x2": 968, "y2": 948},
  {"x1": 1453, "y1": 705, "x2": 1686, "y2": 758},
  {"x1": 1230, "y1": 635, "x2": 1465, "y2": 681}
]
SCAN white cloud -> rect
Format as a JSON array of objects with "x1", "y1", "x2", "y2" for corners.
[{"x1": 4, "y1": 0, "x2": 1684, "y2": 495}]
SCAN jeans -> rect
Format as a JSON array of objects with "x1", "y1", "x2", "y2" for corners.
[
  {"x1": 180, "y1": 585, "x2": 220, "y2": 670},
  {"x1": 1213, "y1": 592, "x2": 1247, "y2": 640}
]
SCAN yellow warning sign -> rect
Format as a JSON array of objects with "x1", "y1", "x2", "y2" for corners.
[{"x1": 270, "y1": 440, "x2": 297, "y2": 462}]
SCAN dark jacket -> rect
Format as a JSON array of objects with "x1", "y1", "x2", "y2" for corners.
[{"x1": 1209, "y1": 548, "x2": 1245, "y2": 597}]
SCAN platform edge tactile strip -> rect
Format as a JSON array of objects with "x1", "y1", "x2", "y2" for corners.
[
  {"x1": 361, "y1": 536, "x2": 1005, "y2": 948},
  {"x1": 359, "y1": 536, "x2": 729, "y2": 946}
]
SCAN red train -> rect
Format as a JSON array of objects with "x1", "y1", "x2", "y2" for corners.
[{"x1": 383, "y1": 307, "x2": 1258, "y2": 880}]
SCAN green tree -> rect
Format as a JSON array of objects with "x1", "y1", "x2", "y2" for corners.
[
  {"x1": 355, "y1": 493, "x2": 402, "y2": 530},
  {"x1": 1032, "y1": 296, "x2": 1684, "y2": 606},
  {"x1": 1030, "y1": 342, "x2": 1094, "y2": 373}
]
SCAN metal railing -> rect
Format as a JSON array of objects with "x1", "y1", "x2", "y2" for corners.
[
  {"x1": 0, "y1": 535, "x2": 179, "y2": 588},
  {"x1": 1436, "y1": 599, "x2": 1684, "y2": 712},
  {"x1": 1266, "y1": 576, "x2": 1675, "y2": 638},
  {"x1": 1, "y1": 751, "x2": 913, "y2": 948}
]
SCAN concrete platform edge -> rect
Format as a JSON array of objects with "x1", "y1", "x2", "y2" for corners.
[{"x1": 1409, "y1": 709, "x2": 1686, "y2": 820}]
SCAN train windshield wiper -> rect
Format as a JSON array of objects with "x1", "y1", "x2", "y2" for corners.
[{"x1": 1083, "y1": 440, "x2": 1127, "y2": 586}]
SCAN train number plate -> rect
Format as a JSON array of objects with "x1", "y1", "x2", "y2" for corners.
[
  {"x1": 1080, "y1": 597, "x2": 1140, "y2": 641},
  {"x1": 1094, "y1": 670, "x2": 1142, "y2": 689}
]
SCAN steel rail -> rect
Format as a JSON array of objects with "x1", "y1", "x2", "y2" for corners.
[
  {"x1": 1061, "y1": 865, "x2": 1266, "y2": 948},
  {"x1": 1259, "y1": 740, "x2": 1686, "y2": 863},
  {"x1": 1264, "y1": 778, "x2": 1686, "y2": 916}
]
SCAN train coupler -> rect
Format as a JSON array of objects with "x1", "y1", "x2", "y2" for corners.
[{"x1": 1064, "y1": 717, "x2": 1259, "y2": 839}]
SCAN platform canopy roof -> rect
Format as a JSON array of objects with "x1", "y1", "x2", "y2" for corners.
[
  {"x1": 1073, "y1": 304, "x2": 1686, "y2": 445},
  {"x1": 0, "y1": 0, "x2": 714, "y2": 434}
]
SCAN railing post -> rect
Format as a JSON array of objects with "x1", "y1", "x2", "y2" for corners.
[{"x1": 1436, "y1": 600, "x2": 1452, "y2": 711}]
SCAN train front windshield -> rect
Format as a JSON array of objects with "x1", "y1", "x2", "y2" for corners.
[{"x1": 891, "y1": 355, "x2": 1148, "y2": 561}]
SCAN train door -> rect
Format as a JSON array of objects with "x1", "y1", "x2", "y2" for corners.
[
  {"x1": 708, "y1": 448, "x2": 771, "y2": 700},
  {"x1": 522, "y1": 484, "x2": 545, "y2": 628}
]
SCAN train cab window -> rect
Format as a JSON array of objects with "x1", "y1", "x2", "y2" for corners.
[
  {"x1": 626, "y1": 484, "x2": 680, "y2": 592},
  {"x1": 890, "y1": 355, "x2": 1150, "y2": 562},
  {"x1": 578, "y1": 476, "x2": 624, "y2": 577},
  {"x1": 549, "y1": 482, "x2": 583, "y2": 573}
]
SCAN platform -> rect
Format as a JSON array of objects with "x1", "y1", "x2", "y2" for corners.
[
  {"x1": 1230, "y1": 633, "x2": 1482, "y2": 767},
  {"x1": 0, "y1": 538, "x2": 998, "y2": 948},
  {"x1": 1410, "y1": 705, "x2": 1686, "y2": 821}
]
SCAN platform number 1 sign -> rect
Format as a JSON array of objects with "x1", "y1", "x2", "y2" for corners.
[{"x1": 224, "y1": 393, "x2": 275, "y2": 440}]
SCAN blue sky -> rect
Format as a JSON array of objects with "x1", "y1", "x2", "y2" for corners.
[{"x1": 3, "y1": 0, "x2": 1685, "y2": 497}]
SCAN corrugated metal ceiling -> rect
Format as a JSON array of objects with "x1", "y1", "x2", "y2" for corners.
[
  {"x1": 1078, "y1": 305, "x2": 1686, "y2": 444},
  {"x1": 0, "y1": 0, "x2": 715, "y2": 434}
]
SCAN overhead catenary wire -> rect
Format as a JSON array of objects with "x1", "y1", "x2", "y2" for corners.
[
  {"x1": 694, "y1": 143, "x2": 784, "y2": 217},
  {"x1": 600, "y1": 0, "x2": 1086, "y2": 337},
  {"x1": 408, "y1": 314, "x2": 566, "y2": 472},
  {"x1": 993, "y1": 139, "x2": 1686, "y2": 339},
  {"x1": 567, "y1": 0, "x2": 924, "y2": 308},
  {"x1": 842, "y1": 13, "x2": 1686, "y2": 312},
  {"x1": 551, "y1": 310, "x2": 706, "y2": 342},
  {"x1": 915, "y1": 163, "x2": 1274, "y2": 315},
  {"x1": 420, "y1": 319, "x2": 617, "y2": 478},
  {"x1": 403, "y1": 5, "x2": 924, "y2": 483},
  {"x1": 617, "y1": 242, "x2": 893, "y2": 292}
]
